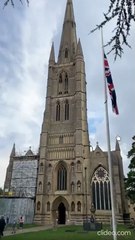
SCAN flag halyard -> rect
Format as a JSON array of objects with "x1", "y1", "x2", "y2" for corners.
[{"x1": 104, "y1": 53, "x2": 119, "y2": 115}]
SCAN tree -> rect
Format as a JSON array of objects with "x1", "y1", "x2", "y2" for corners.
[
  {"x1": 3, "y1": 0, "x2": 29, "y2": 8},
  {"x1": 91, "y1": 0, "x2": 135, "y2": 59},
  {"x1": 125, "y1": 136, "x2": 135, "y2": 203}
]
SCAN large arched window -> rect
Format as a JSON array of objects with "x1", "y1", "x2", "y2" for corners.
[
  {"x1": 56, "y1": 101, "x2": 60, "y2": 121},
  {"x1": 64, "y1": 73, "x2": 68, "y2": 94},
  {"x1": 65, "y1": 100, "x2": 69, "y2": 120},
  {"x1": 57, "y1": 164, "x2": 67, "y2": 190},
  {"x1": 91, "y1": 166, "x2": 111, "y2": 210}
]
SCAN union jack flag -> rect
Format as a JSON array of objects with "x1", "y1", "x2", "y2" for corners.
[{"x1": 104, "y1": 53, "x2": 119, "y2": 115}]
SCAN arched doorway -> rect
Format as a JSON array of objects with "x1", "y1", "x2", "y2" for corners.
[
  {"x1": 52, "y1": 196, "x2": 69, "y2": 225},
  {"x1": 58, "y1": 202, "x2": 66, "y2": 224}
]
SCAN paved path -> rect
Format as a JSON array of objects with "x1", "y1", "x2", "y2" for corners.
[{"x1": 4, "y1": 225, "x2": 52, "y2": 237}]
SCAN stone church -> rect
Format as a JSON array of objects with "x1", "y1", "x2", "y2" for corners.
[{"x1": 4, "y1": 0, "x2": 128, "y2": 225}]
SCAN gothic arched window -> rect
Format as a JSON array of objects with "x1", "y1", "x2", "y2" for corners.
[
  {"x1": 71, "y1": 202, "x2": 75, "y2": 212},
  {"x1": 77, "y1": 180, "x2": 81, "y2": 192},
  {"x1": 57, "y1": 164, "x2": 67, "y2": 190},
  {"x1": 58, "y1": 73, "x2": 62, "y2": 95},
  {"x1": 37, "y1": 201, "x2": 41, "y2": 211},
  {"x1": 56, "y1": 101, "x2": 60, "y2": 121},
  {"x1": 59, "y1": 73, "x2": 62, "y2": 83},
  {"x1": 64, "y1": 73, "x2": 68, "y2": 94},
  {"x1": 65, "y1": 100, "x2": 69, "y2": 120},
  {"x1": 91, "y1": 166, "x2": 111, "y2": 210},
  {"x1": 47, "y1": 202, "x2": 50, "y2": 212},
  {"x1": 65, "y1": 48, "x2": 68, "y2": 58},
  {"x1": 77, "y1": 201, "x2": 81, "y2": 212}
]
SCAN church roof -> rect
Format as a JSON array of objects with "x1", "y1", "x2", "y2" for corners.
[{"x1": 25, "y1": 148, "x2": 34, "y2": 156}]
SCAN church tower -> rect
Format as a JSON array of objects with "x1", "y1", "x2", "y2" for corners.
[
  {"x1": 34, "y1": 0, "x2": 91, "y2": 225},
  {"x1": 34, "y1": 0, "x2": 129, "y2": 225}
]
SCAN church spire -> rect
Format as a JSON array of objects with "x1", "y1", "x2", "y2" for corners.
[
  {"x1": 10, "y1": 143, "x2": 16, "y2": 157},
  {"x1": 58, "y1": 0, "x2": 77, "y2": 63},
  {"x1": 49, "y1": 42, "x2": 55, "y2": 65},
  {"x1": 115, "y1": 139, "x2": 120, "y2": 151},
  {"x1": 76, "y1": 39, "x2": 84, "y2": 58}
]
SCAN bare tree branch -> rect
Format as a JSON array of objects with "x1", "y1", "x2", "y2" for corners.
[
  {"x1": 3, "y1": 0, "x2": 29, "y2": 8},
  {"x1": 91, "y1": 0, "x2": 135, "y2": 59}
]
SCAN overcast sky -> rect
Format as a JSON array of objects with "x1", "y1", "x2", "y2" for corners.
[{"x1": 0, "y1": 0, "x2": 135, "y2": 188}]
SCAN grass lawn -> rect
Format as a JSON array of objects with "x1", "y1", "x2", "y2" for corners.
[
  {"x1": 7, "y1": 223, "x2": 38, "y2": 229},
  {"x1": 4, "y1": 225, "x2": 135, "y2": 240}
]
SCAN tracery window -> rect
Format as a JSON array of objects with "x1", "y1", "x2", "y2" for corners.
[
  {"x1": 56, "y1": 101, "x2": 60, "y2": 121},
  {"x1": 57, "y1": 164, "x2": 67, "y2": 190},
  {"x1": 71, "y1": 202, "x2": 75, "y2": 212},
  {"x1": 91, "y1": 166, "x2": 111, "y2": 210},
  {"x1": 77, "y1": 201, "x2": 81, "y2": 212},
  {"x1": 65, "y1": 100, "x2": 69, "y2": 120}
]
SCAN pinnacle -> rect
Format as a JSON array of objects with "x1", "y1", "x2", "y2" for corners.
[
  {"x1": 10, "y1": 143, "x2": 16, "y2": 157},
  {"x1": 76, "y1": 39, "x2": 84, "y2": 57},
  {"x1": 49, "y1": 42, "x2": 55, "y2": 64}
]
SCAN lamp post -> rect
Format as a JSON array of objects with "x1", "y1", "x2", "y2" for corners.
[{"x1": 84, "y1": 167, "x2": 88, "y2": 222}]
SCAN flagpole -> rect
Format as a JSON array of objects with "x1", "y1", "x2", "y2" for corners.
[{"x1": 101, "y1": 27, "x2": 117, "y2": 240}]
